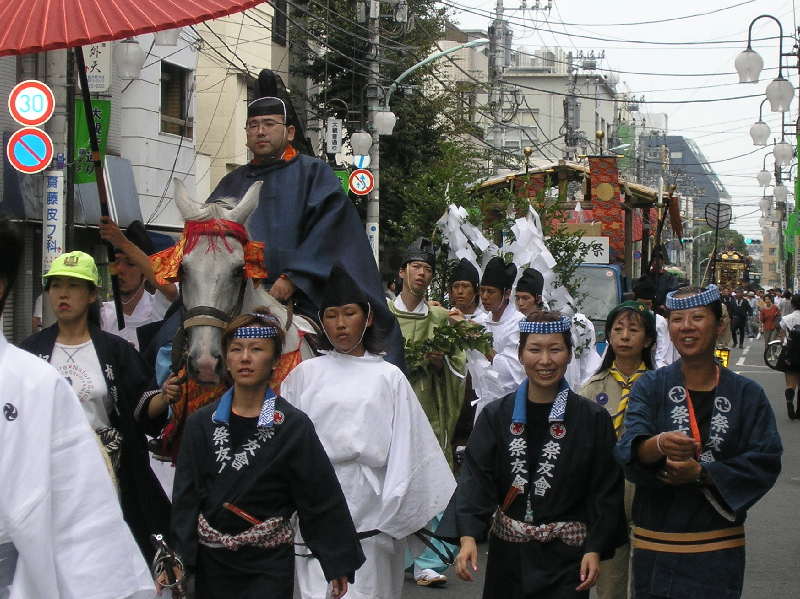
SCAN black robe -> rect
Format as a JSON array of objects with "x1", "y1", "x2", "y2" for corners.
[
  {"x1": 439, "y1": 390, "x2": 626, "y2": 599},
  {"x1": 19, "y1": 324, "x2": 171, "y2": 562},
  {"x1": 207, "y1": 154, "x2": 405, "y2": 370},
  {"x1": 171, "y1": 394, "x2": 365, "y2": 598}
]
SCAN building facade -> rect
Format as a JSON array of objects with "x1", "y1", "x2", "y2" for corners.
[{"x1": 0, "y1": 9, "x2": 285, "y2": 342}]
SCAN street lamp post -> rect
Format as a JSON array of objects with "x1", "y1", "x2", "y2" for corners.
[
  {"x1": 750, "y1": 98, "x2": 771, "y2": 145},
  {"x1": 365, "y1": 38, "x2": 490, "y2": 263},
  {"x1": 758, "y1": 152, "x2": 774, "y2": 186},
  {"x1": 734, "y1": 14, "x2": 795, "y2": 112},
  {"x1": 735, "y1": 14, "x2": 798, "y2": 290}
]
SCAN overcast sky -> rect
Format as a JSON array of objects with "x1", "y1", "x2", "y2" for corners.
[{"x1": 447, "y1": 0, "x2": 796, "y2": 238}]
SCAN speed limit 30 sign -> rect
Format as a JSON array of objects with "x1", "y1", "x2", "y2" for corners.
[{"x1": 8, "y1": 80, "x2": 55, "y2": 127}]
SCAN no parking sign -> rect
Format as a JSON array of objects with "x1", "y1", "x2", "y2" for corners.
[{"x1": 6, "y1": 128, "x2": 54, "y2": 174}]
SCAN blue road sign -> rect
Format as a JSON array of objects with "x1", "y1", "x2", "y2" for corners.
[{"x1": 6, "y1": 127, "x2": 53, "y2": 174}]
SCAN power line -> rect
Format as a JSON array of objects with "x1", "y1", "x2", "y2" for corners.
[
  {"x1": 500, "y1": 78, "x2": 764, "y2": 104},
  {"x1": 285, "y1": 0, "x2": 415, "y2": 52},
  {"x1": 249, "y1": 5, "x2": 392, "y2": 81},
  {"x1": 440, "y1": 0, "x2": 785, "y2": 46},
  {"x1": 499, "y1": 43, "x2": 779, "y2": 78},
  {"x1": 505, "y1": 1, "x2": 756, "y2": 28}
]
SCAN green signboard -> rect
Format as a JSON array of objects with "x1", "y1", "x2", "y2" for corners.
[
  {"x1": 616, "y1": 122, "x2": 633, "y2": 173},
  {"x1": 73, "y1": 99, "x2": 111, "y2": 184},
  {"x1": 334, "y1": 169, "x2": 350, "y2": 194}
]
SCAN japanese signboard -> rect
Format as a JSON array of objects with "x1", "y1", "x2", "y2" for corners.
[
  {"x1": 578, "y1": 236, "x2": 610, "y2": 264},
  {"x1": 42, "y1": 170, "x2": 65, "y2": 272},
  {"x1": 73, "y1": 99, "x2": 111, "y2": 184},
  {"x1": 80, "y1": 42, "x2": 112, "y2": 93},
  {"x1": 325, "y1": 117, "x2": 342, "y2": 154},
  {"x1": 366, "y1": 221, "x2": 379, "y2": 264}
]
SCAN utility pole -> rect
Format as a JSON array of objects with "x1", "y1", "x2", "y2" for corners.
[
  {"x1": 487, "y1": 0, "x2": 551, "y2": 157},
  {"x1": 775, "y1": 159, "x2": 787, "y2": 289},
  {"x1": 487, "y1": 0, "x2": 508, "y2": 151},
  {"x1": 563, "y1": 53, "x2": 579, "y2": 160},
  {"x1": 365, "y1": 0, "x2": 382, "y2": 264}
]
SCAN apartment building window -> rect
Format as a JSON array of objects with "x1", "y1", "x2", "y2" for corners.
[
  {"x1": 457, "y1": 89, "x2": 477, "y2": 122},
  {"x1": 542, "y1": 51, "x2": 555, "y2": 71},
  {"x1": 272, "y1": 0, "x2": 287, "y2": 46},
  {"x1": 161, "y1": 62, "x2": 193, "y2": 138},
  {"x1": 769, "y1": 247, "x2": 777, "y2": 256}
]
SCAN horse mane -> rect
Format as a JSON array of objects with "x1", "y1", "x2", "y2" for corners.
[{"x1": 184, "y1": 219, "x2": 249, "y2": 254}]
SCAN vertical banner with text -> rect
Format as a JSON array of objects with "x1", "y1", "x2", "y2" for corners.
[
  {"x1": 589, "y1": 156, "x2": 624, "y2": 261},
  {"x1": 42, "y1": 170, "x2": 65, "y2": 272},
  {"x1": 82, "y1": 42, "x2": 112, "y2": 93},
  {"x1": 73, "y1": 99, "x2": 111, "y2": 184}
]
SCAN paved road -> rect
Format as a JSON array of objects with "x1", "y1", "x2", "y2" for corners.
[{"x1": 403, "y1": 336, "x2": 797, "y2": 598}]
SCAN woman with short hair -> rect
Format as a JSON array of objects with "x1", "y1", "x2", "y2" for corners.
[
  {"x1": 440, "y1": 311, "x2": 625, "y2": 598},
  {"x1": 170, "y1": 309, "x2": 364, "y2": 598},
  {"x1": 616, "y1": 285, "x2": 782, "y2": 599},
  {"x1": 20, "y1": 251, "x2": 170, "y2": 562}
]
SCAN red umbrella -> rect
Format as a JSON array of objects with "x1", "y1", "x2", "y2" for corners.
[
  {"x1": 0, "y1": 0, "x2": 267, "y2": 327},
  {"x1": 0, "y1": 0, "x2": 265, "y2": 56}
]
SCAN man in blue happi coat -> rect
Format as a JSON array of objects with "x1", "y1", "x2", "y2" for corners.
[{"x1": 616, "y1": 284, "x2": 782, "y2": 599}]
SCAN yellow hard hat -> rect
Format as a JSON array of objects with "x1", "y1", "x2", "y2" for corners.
[{"x1": 43, "y1": 251, "x2": 101, "y2": 287}]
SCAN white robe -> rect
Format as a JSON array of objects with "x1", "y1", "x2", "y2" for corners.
[
  {"x1": 565, "y1": 313, "x2": 603, "y2": 390},
  {"x1": 654, "y1": 313, "x2": 679, "y2": 369},
  {"x1": 470, "y1": 304, "x2": 527, "y2": 419},
  {"x1": 281, "y1": 351, "x2": 455, "y2": 599},
  {"x1": 101, "y1": 288, "x2": 173, "y2": 350},
  {"x1": 0, "y1": 332, "x2": 155, "y2": 599}
]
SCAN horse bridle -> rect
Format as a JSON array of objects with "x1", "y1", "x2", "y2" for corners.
[{"x1": 182, "y1": 277, "x2": 248, "y2": 332}]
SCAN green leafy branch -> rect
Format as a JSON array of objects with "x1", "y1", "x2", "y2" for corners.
[{"x1": 404, "y1": 320, "x2": 493, "y2": 378}]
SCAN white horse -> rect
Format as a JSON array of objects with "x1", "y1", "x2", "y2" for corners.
[{"x1": 171, "y1": 179, "x2": 317, "y2": 384}]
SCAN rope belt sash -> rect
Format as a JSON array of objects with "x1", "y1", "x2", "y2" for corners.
[
  {"x1": 197, "y1": 513, "x2": 294, "y2": 551},
  {"x1": 491, "y1": 510, "x2": 587, "y2": 546},
  {"x1": 633, "y1": 525, "x2": 745, "y2": 553}
]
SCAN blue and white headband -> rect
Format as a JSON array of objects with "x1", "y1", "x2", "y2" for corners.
[
  {"x1": 519, "y1": 315, "x2": 572, "y2": 334},
  {"x1": 233, "y1": 326, "x2": 279, "y2": 339},
  {"x1": 665, "y1": 284, "x2": 721, "y2": 311}
]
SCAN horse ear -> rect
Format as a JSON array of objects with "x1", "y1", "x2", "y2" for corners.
[
  {"x1": 227, "y1": 181, "x2": 263, "y2": 224},
  {"x1": 173, "y1": 179, "x2": 205, "y2": 220}
]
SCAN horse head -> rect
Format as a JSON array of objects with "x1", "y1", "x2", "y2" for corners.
[{"x1": 173, "y1": 179, "x2": 262, "y2": 382}]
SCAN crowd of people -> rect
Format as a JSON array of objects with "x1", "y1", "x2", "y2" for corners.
[{"x1": 0, "y1": 79, "x2": 793, "y2": 599}]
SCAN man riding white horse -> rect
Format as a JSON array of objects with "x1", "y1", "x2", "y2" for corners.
[{"x1": 204, "y1": 69, "x2": 404, "y2": 370}]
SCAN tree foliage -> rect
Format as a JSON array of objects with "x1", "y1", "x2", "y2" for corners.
[{"x1": 289, "y1": 0, "x2": 591, "y2": 295}]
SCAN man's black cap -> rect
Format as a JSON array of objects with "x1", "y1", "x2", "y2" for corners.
[{"x1": 481, "y1": 256, "x2": 516, "y2": 291}]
